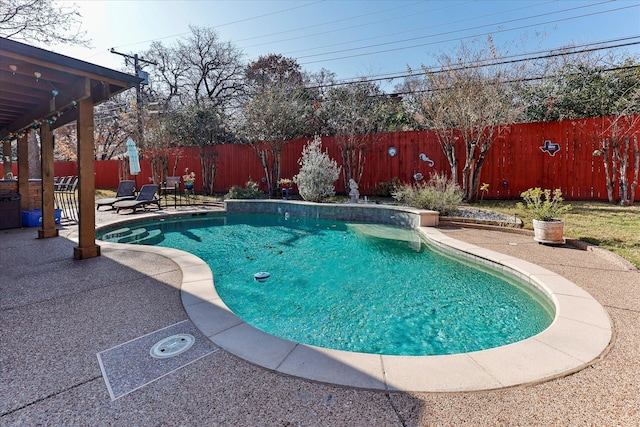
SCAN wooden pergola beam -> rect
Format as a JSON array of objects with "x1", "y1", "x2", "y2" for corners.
[{"x1": 1, "y1": 37, "x2": 140, "y2": 260}]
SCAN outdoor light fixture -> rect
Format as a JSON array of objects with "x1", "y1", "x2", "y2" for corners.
[
  {"x1": 34, "y1": 71, "x2": 41, "y2": 80},
  {"x1": 9, "y1": 64, "x2": 17, "y2": 74},
  {"x1": 387, "y1": 147, "x2": 397, "y2": 157}
]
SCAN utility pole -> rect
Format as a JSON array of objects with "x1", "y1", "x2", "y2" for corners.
[{"x1": 109, "y1": 49, "x2": 157, "y2": 143}]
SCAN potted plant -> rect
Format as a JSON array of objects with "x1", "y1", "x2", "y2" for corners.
[
  {"x1": 279, "y1": 178, "x2": 293, "y2": 199},
  {"x1": 182, "y1": 168, "x2": 196, "y2": 190},
  {"x1": 278, "y1": 178, "x2": 293, "y2": 190},
  {"x1": 518, "y1": 188, "x2": 571, "y2": 244}
]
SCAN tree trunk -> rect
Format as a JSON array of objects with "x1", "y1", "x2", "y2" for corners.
[
  {"x1": 339, "y1": 138, "x2": 356, "y2": 190},
  {"x1": 630, "y1": 135, "x2": 639, "y2": 206},
  {"x1": 199, "y1": 146, "x2": 218, "y2": 195},
  {"x1": 270, "y1": 147, "x2": 282, "y2": 197},
  {"x1": 258, "y1": 149, "x2": 271, "y2": 195},
  {"x1": 619, "y1": 137, "x2": 630, "y2": 206},
  {"x1": 149, "y1": 152, "x2": 169, "y2": 186},
  {"x1": 468, "y1": 140, "x2": 492, "y2": 203},
  {"x1": 601, "y1": 139, "x2": 615, "y2": 204},
  {"x1": 438, "y1": 139, "x2": 458, "y2": 185}
]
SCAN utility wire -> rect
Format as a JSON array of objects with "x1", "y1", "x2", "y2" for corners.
[
  {"x1": 240, "y1": 0, "x2": 460, "y2": 49},
  {"x1": 335, "y1": 35, "x2": 640, "y2": 86},
  {"x1": 109, "y1": 0, "x2": 325, "y2": 50},
  {"x1": 236, "y1": 0, "x2": 429, "y2": 44},
  {"x1": 253, "y1": 0, "x2": 553, "y2": 54},
  {"x1": 305, "y1": 37, "x2": 640, "y2": 90},
  {"x1": 143, "y1": 37, "x2": 640, "y2": 108},
  {"x1": 299, "y1": 2, "x2": 637, "y2": 64}
]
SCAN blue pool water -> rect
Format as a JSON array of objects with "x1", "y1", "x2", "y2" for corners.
[{"x1": 98, "y1": 214, "x2": 554, "y2": 356}]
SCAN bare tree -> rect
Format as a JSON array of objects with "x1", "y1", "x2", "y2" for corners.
[
  {"x1": 145, "y1": 25, "x2": 245, "y2": 110},
  {"x1": 50, "y1": 93, "x2": 136, "y2": 161},
  {"x1": 239, "y1": 86, "x2": 312, "y2": 196},
  {"x1": 238, "y1": 55, "x2": 313, "y2": 196},
  {"x1": 322, "y1": 80, "x2": 389, "y2": 188},
  {"x1": 303, "y1": 67, "x2": 337, "y2": 136},
  {"x1": 594, "y1": 115, "x2": 640, "y2": 206},
  {"x1": 143, "y1": 26, "x2": 245, "y2": 191},
  {"x1": 246, "y1": 54, "x2": 304, "y2": 89},
  {"x1": 0, "y1": 0, "x2": 89, "y2": 46},
  {"x1": 93, "y1": 94, "x2": 138, "y2": 160},
  {"x1": 143, "y1": 111, "x2": 174, "y2": 186},
  {"x1": 168, "y1": 103, "x2": 233, "y2": 195},
  {"x1": 409, "y1": 40, "x2": 521, "y2": 202}
]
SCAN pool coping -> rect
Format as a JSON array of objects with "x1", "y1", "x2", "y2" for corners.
[{"x1": 95, "y1": 210, "x2": 612, "y2": 393}]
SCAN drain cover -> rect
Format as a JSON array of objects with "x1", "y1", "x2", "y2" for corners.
[{"x1": 150, "y1": 334, "x2": 195, "y2": 359}]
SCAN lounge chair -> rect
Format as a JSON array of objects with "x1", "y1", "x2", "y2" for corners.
[
  {"x1": 113, "y1": 184, "x2": 160, "y2": 214},
  {"x1": 95, "y1": 180, "x2": 136, "y2": 210}
]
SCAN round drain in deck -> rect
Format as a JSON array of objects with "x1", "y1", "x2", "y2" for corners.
[{"x1": 150, "y1": 334, "x2": 195, "y2": 359}]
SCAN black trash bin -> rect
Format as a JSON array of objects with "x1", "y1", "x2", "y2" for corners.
[{"x1": 0, "y1": 193, "x2": 21, "y2": 229}]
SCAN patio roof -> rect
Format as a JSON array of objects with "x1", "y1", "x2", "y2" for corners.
[
  {"x1": 0, "y1": 37, "x2": 141, "y2": 139},
  {"x1": 0, "y1": 37, "x2": 141, "y2": 259}
]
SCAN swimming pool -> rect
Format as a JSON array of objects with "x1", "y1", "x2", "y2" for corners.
[
  {"x1": 95, "y1": 202, "x2": 611, "y2": 392},
  {"x1": 98, "y1": 213, "x2": 554, "y2": 356}
]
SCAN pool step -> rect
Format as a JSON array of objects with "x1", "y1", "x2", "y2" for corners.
[
  {"x1": 115, "y1": 228, "x2": 149, "y2": 243},
  {"x1": 346, "y1": 223, "x2": 422, "y2": 251},
  {"x1": 102, "y1": 227, "x2": 132, "y2": 241},
  {"x1": 102, "y1": 227, "x2": 165, "y2": 245},
  {"x1": 135, "y1": 229, "x2": 164, "y2": 245}
]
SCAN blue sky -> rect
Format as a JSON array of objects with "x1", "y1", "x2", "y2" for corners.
[{"x1": 56, "y1": 0, "x2": 640, "y2": 89}]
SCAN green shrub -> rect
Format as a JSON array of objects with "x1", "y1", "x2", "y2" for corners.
[
  {"x1": 225, "y1": 180, "x2": 262, "y2": 199},
  {"x1": 391, "y1": 172, "x2": 463, "y2": 215},
  {"x1": 372, "y1": 177, "x2": 401, "y2": 197}
]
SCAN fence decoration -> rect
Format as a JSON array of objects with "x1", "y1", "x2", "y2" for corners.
[{"x1": 31, "y1": 116, "x2": 640, "y2": 202}]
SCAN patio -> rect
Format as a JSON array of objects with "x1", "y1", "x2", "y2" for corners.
[{"x1": 1, "y1": 207, "x2": 639, "y2": 425}]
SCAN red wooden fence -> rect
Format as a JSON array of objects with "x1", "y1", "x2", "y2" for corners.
[{"x1": 46, "y1": 116, "x2": 640, "y2": 202}]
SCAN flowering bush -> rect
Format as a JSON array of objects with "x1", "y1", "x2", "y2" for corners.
[
  {"x1": 182, "y1": 168, "x2": 196, "y2": 184},
  {"x1": 293, "y1": 135, "x2": 340, "y2": 202}
]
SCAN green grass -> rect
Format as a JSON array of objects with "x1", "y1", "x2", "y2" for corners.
[{"x1": 478, "y1": 200, "x2": 640, "y2": 268}]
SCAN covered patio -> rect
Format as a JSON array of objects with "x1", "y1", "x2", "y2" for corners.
[{"x1": 0, "y1": 37, "x2": 140, "y2": 259}]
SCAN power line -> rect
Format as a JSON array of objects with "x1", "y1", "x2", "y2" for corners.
[
  {"x1": 109, "y1": 0, "x2": 325, "y2": 50},
  {"x1": 254, "y1": 0, "x2": 553, "y2": 55},
  {"x1": 298, "y1": 2, "x2": 637, "y2": 65},
  {"x1": 304, "y1": 36, "x2": 640, "y2": 91},
  {"x1": 386, "y1": 63, "x2": 640, "y2": 98},
  {"x1": 335, "y1": 35, "x2": 640, "y2": 86},
  {"x1": 236, "y1": 0, "x2": 429, "y2": 45}
]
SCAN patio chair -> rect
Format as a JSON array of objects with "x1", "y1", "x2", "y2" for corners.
[
  {"x1": 113, "y1": 184, "x2": 160, "y2": 214},
  {"x1": 160, "y1": 176, "x2": 181, "y2": 208},
  {"x1": 95, "y1": 180, "x2": 136, "y2": 210}
]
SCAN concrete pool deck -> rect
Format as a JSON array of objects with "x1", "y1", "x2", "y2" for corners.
[{"x1": 2, "y1": 205, "x2": 639, "y2": 425}]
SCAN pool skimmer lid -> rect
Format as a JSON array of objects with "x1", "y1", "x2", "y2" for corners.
[{"x1": 150, "y1": 334, "x2": 195, "y2": 359}]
